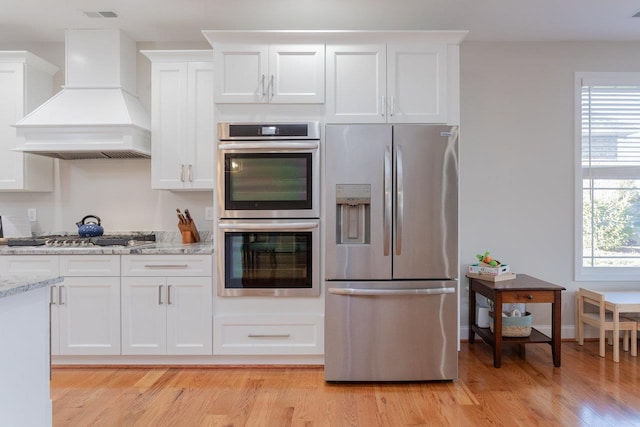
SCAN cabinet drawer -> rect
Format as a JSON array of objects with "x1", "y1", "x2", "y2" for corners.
[
  {"x1": 0, "y1": 255, "x2": 59, "y2": 275},
  {"x1": 502, "y1": 290, "x2": 555, "y2": 304},
  {"x1": 60, "y1": 255, "x2": 120, "y2": 276},
  {"x1": 214, "y1": 314, "x2": 323, "y2": 355},
  {"x1": 122, "y1": 255, "x2": 212, "y2": 276}
]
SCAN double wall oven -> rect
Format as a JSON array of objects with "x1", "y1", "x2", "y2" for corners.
[{"x1": 216, "y1": 122, "x2": 321, "y2": 296}]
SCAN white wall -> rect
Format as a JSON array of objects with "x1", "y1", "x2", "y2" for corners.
[{"x1": 459, "y1": 41, "x2": 640, "y2": 338}]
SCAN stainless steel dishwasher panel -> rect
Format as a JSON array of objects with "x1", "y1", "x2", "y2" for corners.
[{"x1": 324, "y1": 280, "x2": 458, "y2": 381}]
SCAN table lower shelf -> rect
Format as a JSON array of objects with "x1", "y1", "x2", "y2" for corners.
[{"x1": 472, "y1": 325, "x2": 552, "y2": 345}]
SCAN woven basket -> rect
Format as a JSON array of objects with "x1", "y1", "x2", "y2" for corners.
[{"x1": 489, "y1": 311, "x2": 532, "y2": 337}]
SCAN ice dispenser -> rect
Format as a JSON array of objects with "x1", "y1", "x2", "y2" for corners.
[{"x1": 335, "y1": 184, "x2": 370, "y2": 244}]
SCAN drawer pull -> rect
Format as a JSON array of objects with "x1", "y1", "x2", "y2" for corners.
[
  {"x1": 527, "y1": 294, "x2": 533, "y2": 300},
  {"x1": 143, "y1": 264, "x2": 189, "y2": 269},
  {"x1": 247, "y1": 334, "x2": 291, "y2": 338},
  {"x1": 158, "y1": 285, "x2": 164, "y2": 305}
]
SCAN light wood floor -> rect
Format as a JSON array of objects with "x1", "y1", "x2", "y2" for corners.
[{"x1": 51, "y1": 341, "x2": 640, "y2": 427}]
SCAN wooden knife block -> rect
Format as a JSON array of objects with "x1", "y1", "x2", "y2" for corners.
[{"x1": 178, "y1": 221, "x2": 200, "y2": 244}]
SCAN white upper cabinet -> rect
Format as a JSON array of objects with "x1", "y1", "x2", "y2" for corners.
[
  {"x1": 327, "y1": 42, "x2": 451, "y2": 124},
  {"x1": 387, "y1": 43, "x2": 448, "y2": 123},
  {"x1": 0, "y1": 52, "x2": 58, "y2": 191},
  {"x1": 326, "y1": 45, "x2": 387, "y2": 123},
  {"x1": 142, "y1": 50, "x2": 214, "y2": 190},
  {"x1": 213, "y1": 44, "x2": 325, "y2": 104}
]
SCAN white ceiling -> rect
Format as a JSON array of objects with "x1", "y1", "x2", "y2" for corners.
[{"x1": 2, "y1": 0, "x2": 640, "y2": 43}]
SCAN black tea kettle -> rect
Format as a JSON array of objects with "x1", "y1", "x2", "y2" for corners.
[{"x1": 76, "y1": 215, "x2": 104, "y2": 237}]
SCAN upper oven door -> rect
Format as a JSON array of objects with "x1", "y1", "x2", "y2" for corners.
[{"x1": 217, "y1": 123, "x2": 320, "y2": 219}]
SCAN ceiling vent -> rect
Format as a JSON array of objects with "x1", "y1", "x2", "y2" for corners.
[{"x1": 81, "y1": 10, "x2": 119, "y2": 18}]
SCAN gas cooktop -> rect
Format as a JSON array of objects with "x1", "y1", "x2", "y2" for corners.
[{"x1": 7, "y1": 234, "x2": 156, "y2": 247}]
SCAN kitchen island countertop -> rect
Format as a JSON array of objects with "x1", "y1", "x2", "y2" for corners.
[{"x1": 0, "y1": 275, "x2": 63, "y2": 299}]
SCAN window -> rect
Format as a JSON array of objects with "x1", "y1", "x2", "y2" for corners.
[{"x1": 576, "y1": 72, "x2": 640, "y2": 280}]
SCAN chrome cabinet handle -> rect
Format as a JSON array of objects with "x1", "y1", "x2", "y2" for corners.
[
  {"x1": 389, "y1": 96, "x2": 395, "y2": 116},
  {"x1": 144, "y1": 264, "x2": 188, "y2": 269},
  {"x1": 383, "y1": 145, "x2": 392, "y2": 256},
  {"x1": 50, "y1": 285, "x2": 56, "y2": 305},
  {"x1": 167, "y1": 285, "x2": 173, "y2": 305},
  {"x1": 180, "y1": 164, "x2": 185, "y2": 182},
  {"x1": 248, "y1": 334, "x2": 291, "y2": 338},
  {"x1": 187, "y1": 164, "x2": 193, "y2": 182},
  {"x1": 396, "y1": 144, "x2": 404, "y2": 256},
  {"x1": 158, "y1": 285, "x2": 164, "y2": 305},
  {"x1": 270, "y1": 74, "x2": 274, "y2": 99},
  {"x1": 58, "y1": 285, "x2": 64, "y2": 305},
  {"x1": 261, "y1": 74, "x2": 266, "y2": 97},
  {"x1": 328, "y1": 287, "x2": 455, "y2": 296},
  {"x1": 381, "y1": 96, "x2": 386, "y2": 116}
]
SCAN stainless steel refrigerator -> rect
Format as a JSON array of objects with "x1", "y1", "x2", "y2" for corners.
[{"x1": 324, "y1": 124, "x2": 459, "y2": 381}]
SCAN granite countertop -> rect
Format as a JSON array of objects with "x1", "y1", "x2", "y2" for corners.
[
  {"x1": 0, "y1": 275, "x2": 63, "y2": 299},
  {"x1": 0, "y1": 241, "x2": 213, "y2": 255},
  {"x1": 0, "y1": 231, "x2": 213, "y2": 256}
]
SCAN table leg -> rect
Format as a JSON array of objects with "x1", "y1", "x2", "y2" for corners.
[
  {"x1": 552, "y1": 290, "x2": 562, "y2": 367},
  {"x1": 493, "y1": 292, "x2": 503, "y2": 368},
  {"x1": 468, "y1": 281, "x2": 476, "y2": 343},
  {"x1": 613, "y1": 306, "x2": 620, "y2": 363}
]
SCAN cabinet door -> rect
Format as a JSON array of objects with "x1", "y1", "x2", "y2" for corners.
[
  {"x1": 325, "y1": 45, "x2": 386, "y2": 123},
  {"x1": 186, "y1": 62, "x2": 214, "y2": 189},
  {"x1": 0, "y1": 255, "x2": 59, "y2": 275},
  {"x1": 166, "y1": 277, "x2": 212, "y2": 355},
  {"x1": 121, "y1": 277, "x2": 167, "y2": 355},
  {"x1": 50, "y1": 285, "x2": 60, "y2": 355},
  {"x1": 269, "y1": 45, "x2": 325, "y2": 104},
  {"x1": 387, "y1": 43, "x2": 448, "y2": 123},
  {"x1": 213, "y1": 44, "x2": 268, "y2": 103},
  {"x1": 0, "y1": 57, "x2": 54, "y2": 192},
  {"x1": 150, "y1": 62, "x2": 189, "y2": 189},
  {"x1": 57, "y1": 277, "x2": 121, "y2": 355},
  {"x1": 0, "y1": 63, "x2": 26, "y2": 190}
]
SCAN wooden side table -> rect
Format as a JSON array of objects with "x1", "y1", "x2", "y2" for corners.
[{"x1": 467, "y1": 274, "x2": 566, "y2": 368}]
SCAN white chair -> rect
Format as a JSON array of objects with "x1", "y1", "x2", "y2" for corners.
[{"x1": 576, "y1": 288, "x2": 637, "y2": 359}]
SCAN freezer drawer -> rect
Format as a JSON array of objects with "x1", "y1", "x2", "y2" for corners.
[{"x1": 325, "y1": 281, "x2": 458, "y2": 381}]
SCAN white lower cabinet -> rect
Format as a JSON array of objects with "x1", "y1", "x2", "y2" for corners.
[
  {"x1": 121, "y1": 255, "x2": 213, "y2": 355},
  {"x1": 0, "y1": 255, "x2": 58, "y2": 275},
  {"x1": 213, "y1": 314, "x2": 323, "y2": 355},
  {"x1": 52, "y1": 256, "x2": 121, "y2": 355}
]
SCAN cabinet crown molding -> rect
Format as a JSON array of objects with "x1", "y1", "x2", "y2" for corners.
[
  {"x1": 140, "y1": 50, "x2": 213, "y2": 62},
  {"x1": 202, "y1": 30, "x2": 468, "y2": 46}
]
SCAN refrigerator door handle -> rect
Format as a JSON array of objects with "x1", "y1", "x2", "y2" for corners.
[
  {"x1": 328, "y1": 287, "x2": 455, "y2": 296},
  {"x1": 384, "y1": 145, "x2": 392, "y2": 256},
  {"x1": 396, "y1": 144, "x2": 404, "y2": 255}
]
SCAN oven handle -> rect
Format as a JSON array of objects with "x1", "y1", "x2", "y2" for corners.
[
  {"x1": 218, "y1": 222, "x2": 318, "y2": 231},
  {"x1": 218, "y1": 142, "x2": 319, "y2": 151}
]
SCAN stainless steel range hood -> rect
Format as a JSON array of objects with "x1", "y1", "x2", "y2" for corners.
[{"x1": 14, "y1": 29, "x2": 151, "y2": 160}]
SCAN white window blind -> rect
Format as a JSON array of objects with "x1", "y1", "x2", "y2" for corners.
[{"x1": 578, "y1": 72, "x2": 640, "y2": 279}]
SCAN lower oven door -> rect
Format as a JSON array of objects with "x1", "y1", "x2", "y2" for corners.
[{"x1": 217, "y1": 219, "x2": 320, "y2": 297}]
